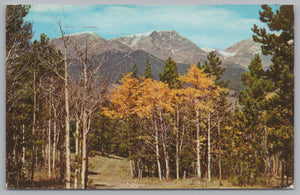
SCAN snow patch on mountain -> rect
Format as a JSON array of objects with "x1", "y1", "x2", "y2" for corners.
[
  {"x1": 123, "y1": 31, "x2": 154, "y2": 47},
  {"x1": 201, "y1": 47, "x2": 236, "y2": 57},
  {"x1": 218, "y1": 50, "x2": 236, "y2": 57},
  {"x1": 66, "y1": 31, "x2": 96, "y2": 36},
  {"x1": 125, "y1": 31, "x2": 154, "y2": 39}
]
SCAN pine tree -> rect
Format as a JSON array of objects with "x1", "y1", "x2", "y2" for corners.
[
  {"x1": 144, "y1": 58, "x2": 153, "y2": 79},
  {"x1": 237, "y1": 54, "x2": 272, "y2": 185},
  {"x1": 6, "y1": 5, "x2": 33, "y2": 187},
  {"x1": 198, "y1": 51, "x2": 229, "y2": 87},
  {"x1": 132, "y1": 64, "x2": 138, "y2": 79},
  {"x1": 252, "y1": 5, "x2": 294, "y2": 186},
  {"x1": 27, "y1": 33, "x2": 66, "y2": 186},
  {"x1": 159, "y1": 57, "x2": 181, "y2": 89}
]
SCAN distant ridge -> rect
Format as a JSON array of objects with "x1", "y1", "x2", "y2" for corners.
[{"x1": 51, "y1": 30, "x2": 272, "y2": 90}]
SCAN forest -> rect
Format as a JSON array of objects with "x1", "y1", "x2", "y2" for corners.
[{"x1": 5, "y1": 5, "x2": 294, "y2": 189}]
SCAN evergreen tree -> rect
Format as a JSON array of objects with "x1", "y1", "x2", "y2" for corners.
[
  {"x1": 132, "y1": 64, "x2": 138, "y2": 79},
  {"x1": 252, "y1": 5, "x2": 294, "y2": 186},
  {"x1": 6, "y1": 5, "x2": 32, "y2": 62},
  {"x1": 144, "y1": 58, "x2": 153, "y2": 79},
  {"x1": 198, "y1": 51, "x2": 229, "y2": 87},
  {"x1": 159, "y1": 57, "x2": 181, "y2": 89},
  {"x1": 237, "y1": 54, "x2": 272, "y2": 185},
  {"x1": 29, "y1": 33, "x2": 65, "y2": 185},
  {"x1": 6, "y1": 5, "x2": 33, "y2": 187}
]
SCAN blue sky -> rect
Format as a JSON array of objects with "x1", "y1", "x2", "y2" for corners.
[{"x1": 25, "y1": 4, "x2": 279, "y2": 50}]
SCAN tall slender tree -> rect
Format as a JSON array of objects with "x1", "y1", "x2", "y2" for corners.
[
  {"x1": 132, "y1": 64, "x2": 138, "y2": 79},
  {"x1": 179, "y1": 63, "x2": 220, "y2": 181},
  {"x1": 252, "y1": 5, "x2": 294, "y2": 187},
  {"x1": 159, "y1": 57, "x2": 183, "y2": 179},
  {"x1": 237, "y1": 54, "x2": 273, "y2": 184},
  {"x1": 144, "y1": 58, "x2": 153, "y2": 79},
  {"x1": 198, "y1": 51, "x2": 230, "y2": 183},
  {"x1": 58, "y1": 22, "x2": 71, "y2": 189},
  {"x1": 6, "y1": 5, "x2": 33, "y2": 187},
  {"x1": 71, "y1": 38, "x2": 107, "y2": 189},
  {"x1": 137, "y1": 79, "x2": 173, "y2": 181}
]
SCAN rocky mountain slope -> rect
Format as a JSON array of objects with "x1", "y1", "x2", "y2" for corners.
[
  {"x1": 224, "y1": 39, "x2": 272, "y2": 69},
  {"x1": 51, "y1": 31, "x2": 188, "y2": 82},
  {"x1": 51, "y1": 31, "x2": 131, "y2": 58},
  {"x1": 51, "y1": 31, "x2": 272, "y2": 90},
  {"x1": 113, "y1": 30, "x2": 207, "y2": 64}
]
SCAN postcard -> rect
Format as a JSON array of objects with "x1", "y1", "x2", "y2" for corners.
[{"x1": 5, "y1": 4, "x2": 294, "y2": 189}]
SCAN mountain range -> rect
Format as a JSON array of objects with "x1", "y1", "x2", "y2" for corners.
[{"x1": 51, "y1": 30, "x2": 272, "y2": 91}]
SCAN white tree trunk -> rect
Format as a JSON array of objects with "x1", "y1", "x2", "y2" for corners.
[
  {"x1": 52, "y1": 108, "x2": 57, "y2": 172},
  {"x1": 138, "y1": 156, "x2": 142, "y2": 179},
  {"x1": 218, "y1": 121, "x2": 222, "y2": 185},
  {"x1": 81, "y1": 45, "x2": 89, "y2": 189},
  {"x1": 154, "y1": 120, "x2": 162, "y2": 181},
  {"x1": 59, "y1": 22, "x2": 71, "y2": 189},
  {"x1": 48, "y1": 89, "x2": 52, "y2": 179},
  {"x1": 81, "y1": 111, "x2": 88, "y2": 189},
  {"x1": 74, "y1": 118, "x2": 80, "y2": 189},
  {"x1": 196, "y1": 109, "x2": 201, "y2": 179},
  {"x1": 48, "y1": 119, "x2": 51, "y2": 179},
  {"x1": 208, "y1": 111, "x2": 211, "y2": 183},
  {"x1": 129, "y1": 151, "x2": 134, "y2": 177},
  {"x1": 175, "y1": 137, "x2": 180, "y2": 180},
  {"x1": 63, "y1": 40, "x2": 71, "y2": 189},
  {"x1": 75, "y1": 119, "x2": 80, "y2": 156},
  {"x1": 162, "y1": 141, "x2": 169, "y2": 181},
  {"x1": 36, "y1": 148, "x2": 38, "y2": 169},
  {"x1": 13, "y1": 132, "x2": 17, "y2": 163},
  {"x1": 175, "y1": 105, "x2": 180, "y2": 180},
  {"x1": 22, "y1": 124, "x2": 26, "y2": 175},
  {"x1": 31, "y1": 67, "x2": 36, "y2": 182},
  {"x1": 160, "y1": 109, "x2": 169, "y2": 181}
]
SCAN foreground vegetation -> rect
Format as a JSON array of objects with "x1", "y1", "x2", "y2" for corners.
[
  {"x1": 87, "y1": 152, "x2": 287, "y2": 189},
  {"x1": 14, "y1": 152, "x2": 285, "y2": 189},
  {"x1": 6, "y1": 5, "x2": 294, "y2": 189}
]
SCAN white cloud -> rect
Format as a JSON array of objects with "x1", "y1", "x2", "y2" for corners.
[
  {"x1": 31, "y1": 4, "x2": 93, "y2": 13},
  {"x1": 26, "y1": 5, "x2": 268, "y2": 49}
]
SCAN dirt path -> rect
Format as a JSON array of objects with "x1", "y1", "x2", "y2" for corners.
[{"x1": 88, "y1": 153, "x2": 150, "y2": 189}]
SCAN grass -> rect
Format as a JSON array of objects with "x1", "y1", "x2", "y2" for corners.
[
  {"x1": 14, "y1": 152, "x2": 283, "y2": 189},
  {"x1": 88, "y1": 152, "x2": 134, "y2": 188},
  {"x1": 87, "y1": 152, "x2": 280, "y2": 189}
]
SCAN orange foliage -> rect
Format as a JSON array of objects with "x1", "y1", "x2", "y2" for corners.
[
  {"x1": 103, "y1": 73, "x2": 139, "y2": 119},
  {"x1": 136, "y1": 78, "x2": 173, "y2": 118}
]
